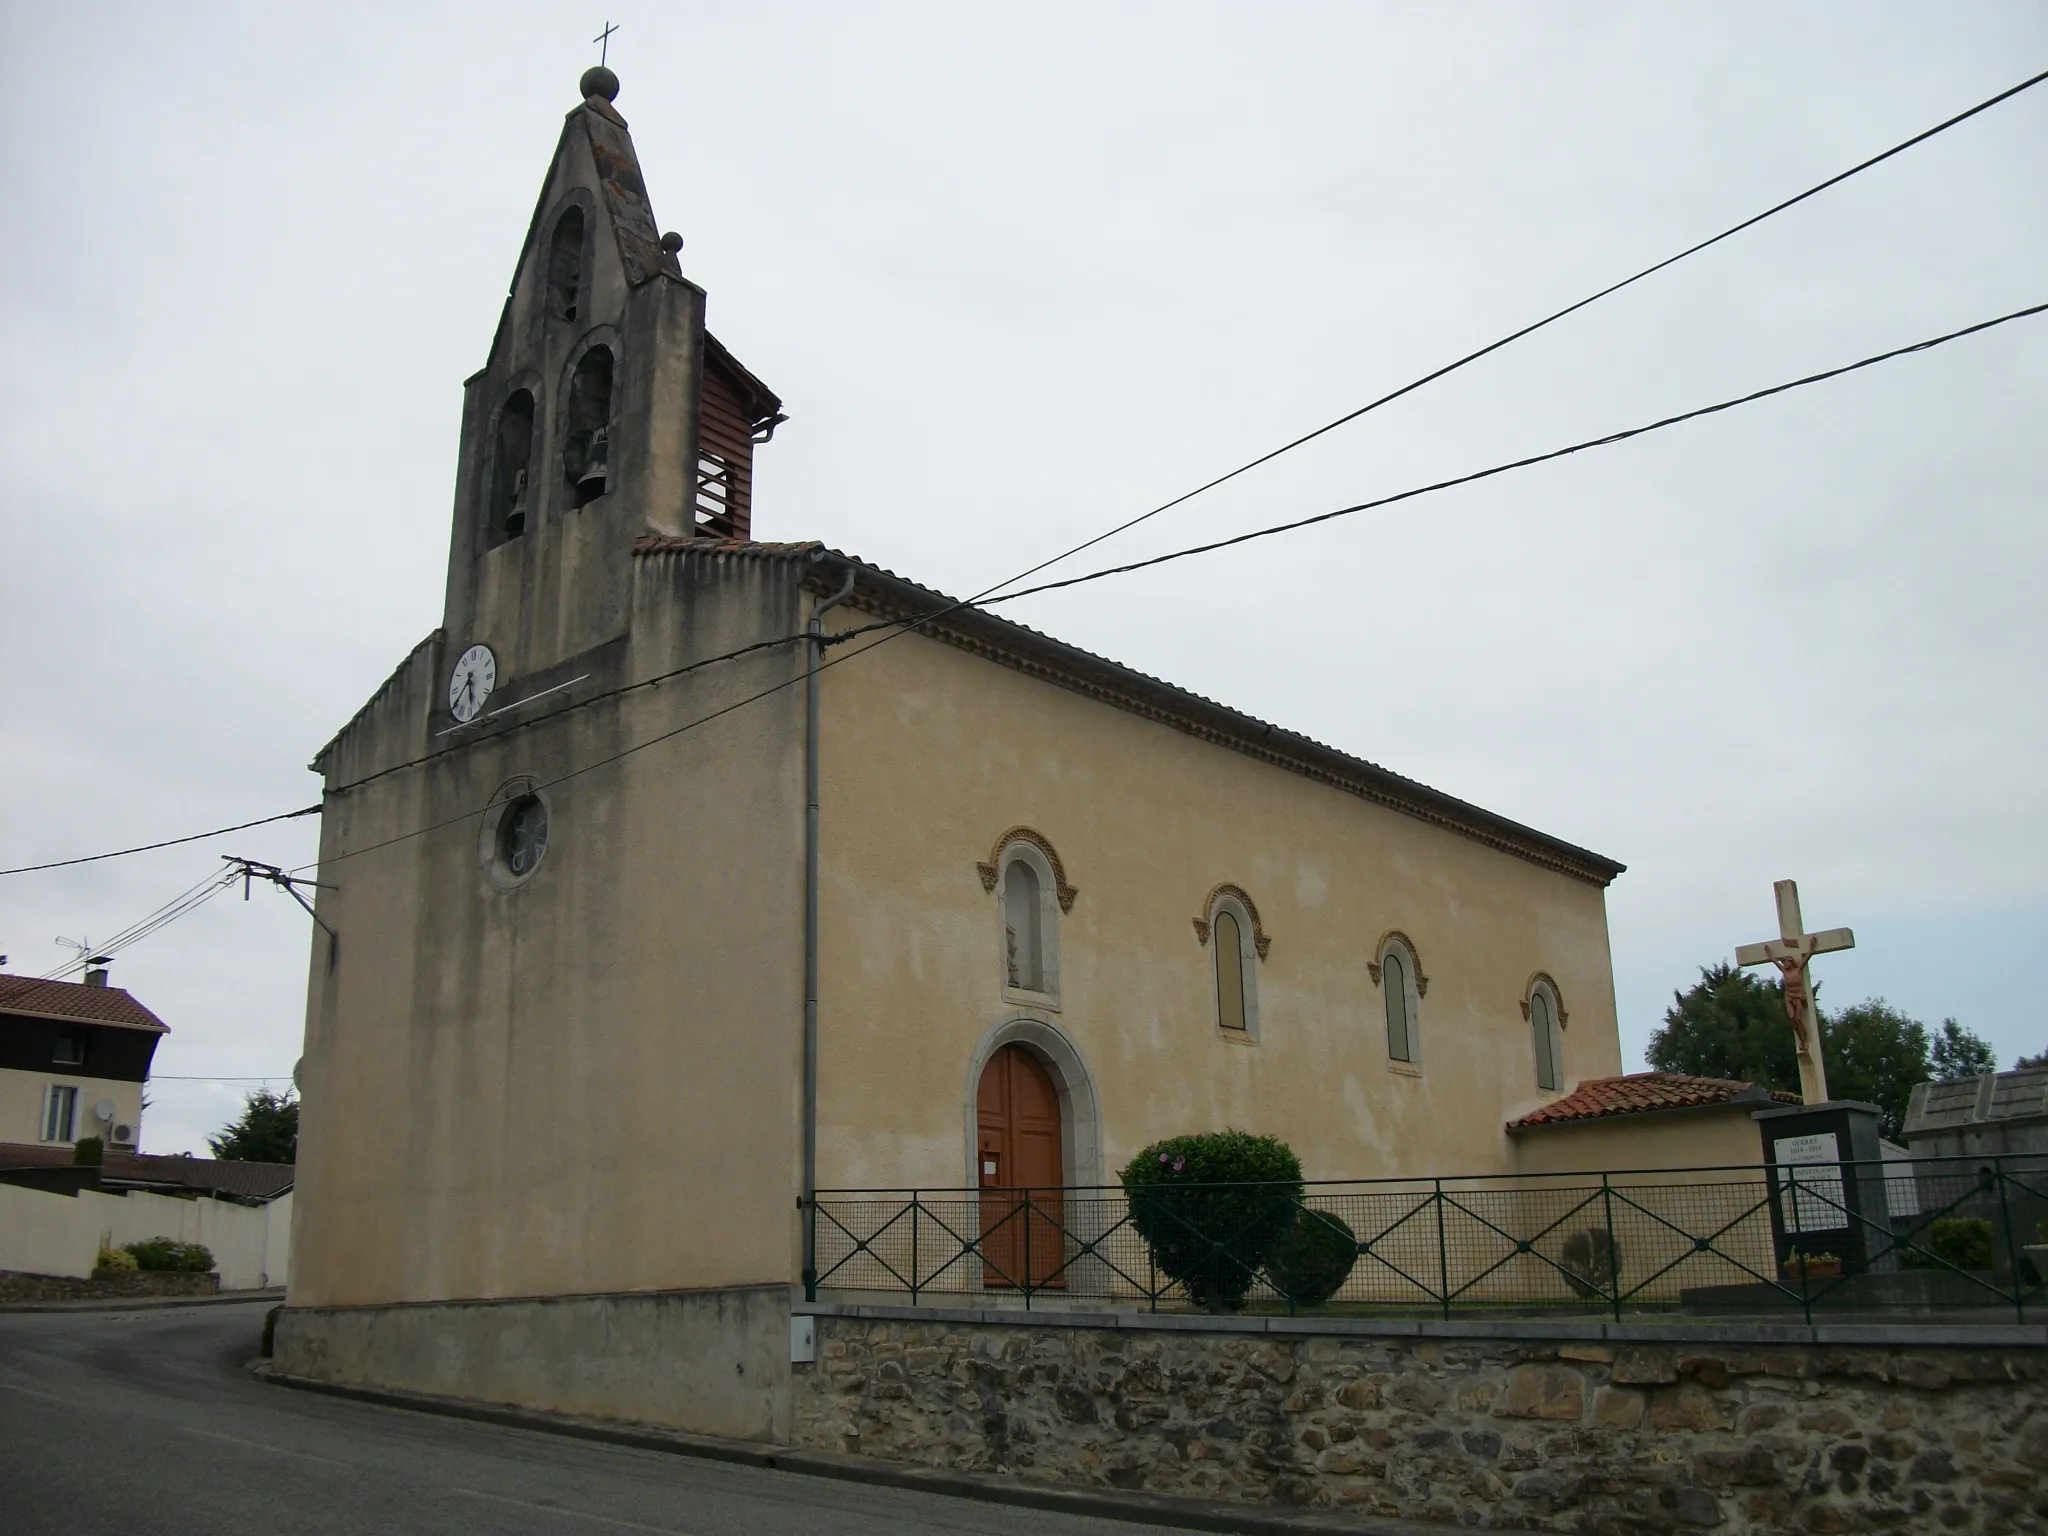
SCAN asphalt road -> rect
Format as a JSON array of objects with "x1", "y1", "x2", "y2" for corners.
[{"x1": 0, "y1": 1300, "x2": 1184, "y2": 1536}]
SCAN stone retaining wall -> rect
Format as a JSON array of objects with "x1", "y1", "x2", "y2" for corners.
[
  {"x1": 792, "y1": 1311, "x2": 2048, "y2": 1532},
  {"x1": 0, "y1": 1268, "x2": 220, "y2": 1303}
]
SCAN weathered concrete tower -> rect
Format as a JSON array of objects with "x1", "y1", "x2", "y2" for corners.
[{"x1": 441, "y1": 63, "x2": 783, "y2": 682}]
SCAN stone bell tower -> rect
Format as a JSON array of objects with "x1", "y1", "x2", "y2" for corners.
[{"x1": 439, "y1": 66, "x2": 784, "y2": 684}]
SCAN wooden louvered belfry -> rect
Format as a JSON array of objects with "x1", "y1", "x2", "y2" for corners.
[{"x1": 693, "y1": 334, "x2": 785, "y2": 541}]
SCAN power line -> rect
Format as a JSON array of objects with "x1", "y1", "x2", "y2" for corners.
[
  {"x1": 10, "y1": 68, "x2": 2043, "y2": 883},
  {"x1": 152, "y1": 1075, "x2": 294, "y2": 1083},
  {"x1": 977, "y1": 299, "x2": 2048, "y2": 606},
  {"x1": 41, "y1": 868, "x2": 241, "y2": 979},
  {"x1": 0, "y1": 806, "x2": 320, "y2": 878},
  {"x1": 308, "y1": 297, "x2": 2043, "y2": 874},
  {"x1": 973, "y1": 64, "x2": 2048, "y2": 604}
]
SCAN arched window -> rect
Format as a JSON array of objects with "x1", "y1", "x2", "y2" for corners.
[
  {"x1": 489, "y1": 389, "x2": 536, "y2": 542},
  {"x1": 1372, "y1": 931, "x2": 1426, "y2": 1068},
  {"x1": 1530, "y1": 980, "x2": 1564, "y2": 1092},
  {"x1": 988, "y1": 832, "x2": 1064, "y2": 1005},
  {"x1": 1003, "y1": 859, "x2": 1043, "y2": 992},
  {"x1": 547, "y1": 206, "x2": 585, "y2": 323},
  {"x1": 563, "y1": 346, "x2": 614, "y2": 506},
  {"x1": 1197, "y1": 885, "x2": 1265, "y2": 1041},
  {"x1": 1215, "y1": 910, "x2": 1248, "y2": 1032}
]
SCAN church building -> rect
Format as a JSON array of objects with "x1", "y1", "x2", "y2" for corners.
[{"x1": 279, "y1": 67, "x2": 1626, "y2": 1439}]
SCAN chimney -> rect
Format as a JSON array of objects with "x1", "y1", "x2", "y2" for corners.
[{"x1": 84, "y1": 965, "x2": 109, "y2": 988}]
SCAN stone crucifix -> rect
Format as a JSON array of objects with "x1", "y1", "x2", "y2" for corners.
[{"x1": 1735, "y1": 879, "x2": 1854, "y2": 1105}]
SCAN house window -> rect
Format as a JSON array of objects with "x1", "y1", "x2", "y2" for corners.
[
  {"x1": 1383, "y1": 949, "x2": 1414, "y2": 1063},
  {"x1": 42, "y1": 1084, "x2": 78, "y2": 1143},
  {"x1": 1531, "y1": 983, "x2": 1563, "y2": 1092},
  {"x1": 53, "y1": 1029, "x2": 86, "y2": 1067}
]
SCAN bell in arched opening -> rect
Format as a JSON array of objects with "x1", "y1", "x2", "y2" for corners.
[{"x1": 575, "y1": 425, "x2": 609, "y2": 507}]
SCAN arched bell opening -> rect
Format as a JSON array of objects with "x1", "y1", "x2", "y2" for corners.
[
  {"x1": 546, "y1": 206, "x2": 585, "y2": 324},
  {"x1": 562, "y1": 346, "x2": 614, "y2": 507},
  {"x1": 488, "y1": 389, "x2": 536, "y2": 543}
]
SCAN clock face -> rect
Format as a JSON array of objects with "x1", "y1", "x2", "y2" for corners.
[{"x1": 448, "y1": 644, "x2": 497, "y2": 723}]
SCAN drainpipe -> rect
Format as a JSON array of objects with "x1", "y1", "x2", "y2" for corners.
[{"x1": 802, "y1": 563, "x2": 856, "y2": 1302}]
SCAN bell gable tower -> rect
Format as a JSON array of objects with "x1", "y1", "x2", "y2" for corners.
[{"x1": 440, "y1": 66, "x2": 783, "y2": 683}]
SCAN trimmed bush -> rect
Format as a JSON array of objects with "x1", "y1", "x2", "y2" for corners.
[
  {"x1": 1559, "y1": 1227, "x2": 1621, "y2": 1298},
  {"x1": 1121, "y1": 1131, "x2": 1303, "y2": 1311},
  {"x1": 1265, "y1": 1209, "x2": 1357, "y2": 1306},
  {"x1": 72, "y1": 1137, "x2": 104, "y2": 1166},
  {"x1": 1901, "y1": 1217, "x2": 1994, "y2": 1273},
  {"x1": 94, "y1": 1244, "x2": 138, "y2": 1272},
  {"x1": 123, "y1": 1237, "x2": 215, "y2": 1274}
]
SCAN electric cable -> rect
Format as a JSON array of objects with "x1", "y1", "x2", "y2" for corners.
[
  {"x1": 305, "y1": 297, "x2": 2044, "y2": 875},
  {"x1": 0, "y1": 807, "x2": 320, "y2": 878},
  {"x1": 970, "y1": 64, "x2": 2048, "y2": 604},
  {"x1": 8, "y1": 63, "x2": 2044, "y2": 880},
  {"x1": 40, "y1": 868, "x2": 241, "y2": 979}
]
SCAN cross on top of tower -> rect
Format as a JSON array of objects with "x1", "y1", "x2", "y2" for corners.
[{"x1": 593, "y1": 20, "x2": 619, "y2": 65}]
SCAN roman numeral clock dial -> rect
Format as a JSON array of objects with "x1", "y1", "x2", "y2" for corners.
[{"x1": 448, "y1": 643, "x2": 497, "y2": 724}]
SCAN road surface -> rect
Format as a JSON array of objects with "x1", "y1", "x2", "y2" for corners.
[{"x1": 0, "y1": 1300, "x2": 1185, "y2": 1536}]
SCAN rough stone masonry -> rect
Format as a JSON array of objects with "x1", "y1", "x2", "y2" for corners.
[{"x1": 791, "y1": 1313, "x2": 2048, "y2": 1532}]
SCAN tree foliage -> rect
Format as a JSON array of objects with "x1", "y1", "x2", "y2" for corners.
[
  {"x1": 1647, "y1": 964, "x2": 1996, "y2": 1141},
  {"x1": 208, "y1": 1088, "x2": 298, "y2": 1164},
  {"x1": 1646, "y1": 964, "x2": 1798, "y2": 1090},
  {"x1": 1931, "y1": 1019, "x2": 1998, "y2": 1081}
]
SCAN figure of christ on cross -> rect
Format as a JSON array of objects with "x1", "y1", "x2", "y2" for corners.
[{"x1": 1735, "y1": 879, "x2": 1855, "y2": 1105}]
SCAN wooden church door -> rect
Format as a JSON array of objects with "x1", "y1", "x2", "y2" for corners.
[{"x1": 976, "y1": 1044, "x2": 1065, "y2": 1288}]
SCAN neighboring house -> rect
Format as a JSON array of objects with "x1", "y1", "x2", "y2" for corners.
[
  {"x1": 0, "y1": 970, "x2": 165, "y2": 1153},
  {"x1": 281, "y1": 68, "x2": 1635, "y2": 1434},
  {"x1": 0, "y1": 1142, "x2": 294, "y2": 1202}
]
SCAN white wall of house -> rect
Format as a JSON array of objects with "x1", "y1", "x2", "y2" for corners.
[
  {"x1": 0, "y1": 1067, "x2": 145, "y2": 1149},
  {"x1": 0, "y1": 1182, "x2": 291, "y2": 1289}
]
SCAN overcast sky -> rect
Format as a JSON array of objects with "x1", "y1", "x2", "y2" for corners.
[{"x1": 2, "y1": 3, "x2": 2043, "y2": 1158}]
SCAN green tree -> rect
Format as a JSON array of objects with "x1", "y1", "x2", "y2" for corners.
[
  {"x1": 2019, "y1": 1051, "x2": 2048, "y2": 1071},
  {"x1": 1929, "y1": 1018, "x2": 1996, "y2": 1082},
  {"x1": 1822, "y1": 1001, "x2": 1928, "y2": 1141},
  {"x1": 208, "y1": 1089, "x2": 298, "y2": 1164},
  {"x1": 1645, "y1": 963, "x2": 1799, "y2": 1093}
]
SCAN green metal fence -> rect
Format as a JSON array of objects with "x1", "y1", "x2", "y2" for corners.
[{"x1": 807, "y1": 1155, "x2": 2048, "y2": 1321}]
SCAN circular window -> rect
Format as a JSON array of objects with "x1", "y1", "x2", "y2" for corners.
[
  {"x1": 500, "y1": 795, "x2": 549, "y2": 877},
  {"x1": 479, "y1": 781, "x2": 551, "y2": 890}
]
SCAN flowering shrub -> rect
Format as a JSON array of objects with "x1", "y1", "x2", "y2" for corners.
[
  {"x1": 94, "y1": 1244, "x2": 138, "y2": 1272},
  {"x1": 1119, "y1": 1131, "x2": 1303, "y2": 1310}
]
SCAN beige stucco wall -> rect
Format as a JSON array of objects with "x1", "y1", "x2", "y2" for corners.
[
  {"x1": 290, "y1": 554, "x2": 808, "y2": 1308},
  {"x1": 0, "y1": 1181, "x2": 287, "y2": 1288},
  {"x1": 0, "y1": 1067, "x2": 143, "y2": 1149},
  {"x1": 1511, "y1": 1107, "x2": 1767, "y2": 1177},
  {"x1": 814, "y1": 614, "x2": 1623, "y2": 1193}
]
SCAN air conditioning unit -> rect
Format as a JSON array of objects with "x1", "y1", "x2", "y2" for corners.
[{"x1": 112, "y1": 1124, "x2": 134, "y2": 1145}]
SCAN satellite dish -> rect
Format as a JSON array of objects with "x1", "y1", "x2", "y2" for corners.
[
  {"x1": 292, "y1": 1057, "x2": 304, "y2": 1092},
  {"x1": 94, "y1": 1099, "x2": 116, "y2": 1122}
]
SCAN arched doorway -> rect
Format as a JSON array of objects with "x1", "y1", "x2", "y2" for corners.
[{"x1": 976, "y1": 1044, "x2": 1066, "y2": 1289}]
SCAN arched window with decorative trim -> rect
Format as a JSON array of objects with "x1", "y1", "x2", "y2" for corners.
[
  {"x1": 1370, "y1": 930, "x2": 1427, "y2": 1068},
  {"x1": 1195, "y1": 884, "x2": 1267, "y2": 1041},
  {"x1": 1526, "y1": 974, "x2": 1566, "y2": 1092},
  {"x1": 980, "y1": 829, "x2": 1069, "y2": 1008}
]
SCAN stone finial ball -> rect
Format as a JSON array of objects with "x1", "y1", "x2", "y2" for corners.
[
  {"x1": 660, "y1": 232, "x2": 683, "y2": 254},
  {"x1": 580, "y1": 65, "x2": 620, "y2": 102}
]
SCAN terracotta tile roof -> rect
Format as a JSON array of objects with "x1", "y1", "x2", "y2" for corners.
[
  {"x1": 0, "y1": 1142, "x2": 292, "y2": 1200},
  {"x1": 1508, "y1": 1071, "x2": 1798, "y2": 1131},
  {"x1": 632, "y1": 535, "x2": 823, "y2": 558},
  {"x1": 0, "y1": 976, "x2": 169, "y2": 1034}
]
